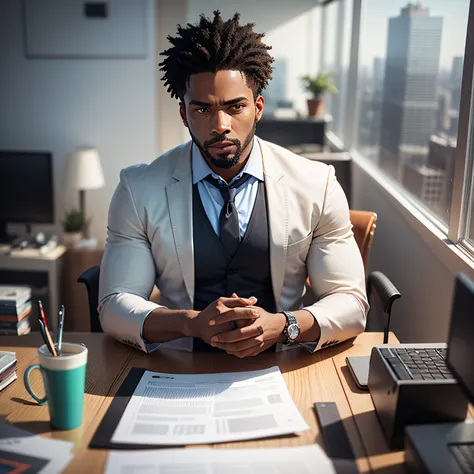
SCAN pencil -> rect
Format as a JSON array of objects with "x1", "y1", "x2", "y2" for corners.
[{"x1": 38, "y1": 300, "x2": 57, "y2": 356}]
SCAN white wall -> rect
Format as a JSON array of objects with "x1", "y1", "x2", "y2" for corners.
[
  {"x1": 0, "y1": 0, "x2": 157, "y2": 243},
  {"x1": 156, "y1": 0, "x2": 188, "y2": 154},
  {"x1": 352, "y1": 162, "x2": 457, "y2": 343}
]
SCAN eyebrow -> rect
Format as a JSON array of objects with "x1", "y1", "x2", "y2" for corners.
[{"x1": 188, "y1": 97, "x2": 249, "y2": 107}]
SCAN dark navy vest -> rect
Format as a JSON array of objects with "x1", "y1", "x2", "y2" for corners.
[{"x1": 192, "y1": 180, "x2": 276, "y2": 351}]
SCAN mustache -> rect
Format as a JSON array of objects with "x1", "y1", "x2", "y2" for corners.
[{"x1": 204, "y1": 135, "x2": 241, "y2": 148}]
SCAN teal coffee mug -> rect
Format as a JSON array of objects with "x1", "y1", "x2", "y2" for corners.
[{"x1": 24, "y1": 342, "x2": 88, "y2": 430}]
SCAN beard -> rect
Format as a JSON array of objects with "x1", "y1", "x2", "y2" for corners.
[{"x1": 189, "y1": 119, "x2": 257, "y2": 169}]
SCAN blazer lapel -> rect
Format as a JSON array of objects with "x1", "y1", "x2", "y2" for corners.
[
  {"x1": 165, "y1": 142, "x2": 194, "y2": 305},
  {"x1": 259, "y1": 139, "x2": 288, "y2": 310}
]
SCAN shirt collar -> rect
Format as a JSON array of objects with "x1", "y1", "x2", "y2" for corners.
[{"x1": 192, "y1": 137, "x2": 264, "y2": 185}]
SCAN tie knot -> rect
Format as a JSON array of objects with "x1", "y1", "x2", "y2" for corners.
[{"x1": 204, "y1": 173, "x2": 251, "y2": 203}]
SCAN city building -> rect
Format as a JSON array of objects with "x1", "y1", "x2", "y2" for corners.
[
  {"x1": 379, "y1": 3, "x2": 443, "y2": 181},
  {"x1": 401, "y1": 135, "x2": 456, "y2": 222},
  {"x1": 450, "y1": 56, "x2": 464, "y2": 110},
  {"x1": 427, "y1": 134, "x2": 457, "y2": 214},
  {"x1": 403, "y1": 161, "x2": 445, "y2": 207},
  {"x1": 437, "y1": 91, "x2": 450, "y2": 133}
]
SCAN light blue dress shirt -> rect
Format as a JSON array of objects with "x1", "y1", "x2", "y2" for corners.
[{"x1": 192, "y1": 139, "x2": 264, "y2": 238}]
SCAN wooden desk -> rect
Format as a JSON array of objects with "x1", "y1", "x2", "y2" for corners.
[{"x1": 0, "y1": 332, "x2": 405, "y2": 474}]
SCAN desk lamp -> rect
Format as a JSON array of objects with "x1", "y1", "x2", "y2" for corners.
[{"x1": 66, "y1": 147, "x2": 105, "y2": 239}]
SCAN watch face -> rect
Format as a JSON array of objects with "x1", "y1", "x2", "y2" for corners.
[{"x1": 287, "y1": 323, "x2": 300, "y2": 341}]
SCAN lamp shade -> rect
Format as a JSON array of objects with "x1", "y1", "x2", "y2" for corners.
[{"x1": 67, "y1": 147, "x2": 105, "y2": 190}]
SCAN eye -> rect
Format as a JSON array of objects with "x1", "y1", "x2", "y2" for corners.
[
  {"x1": 231, "y1": 104, "x2": 245, "y2": 111},
  {"x1": 196, "y1": 107, "x2": 210, "y2": 114}
]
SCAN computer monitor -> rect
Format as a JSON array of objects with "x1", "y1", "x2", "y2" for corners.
[
  {"x1": 0, "y1": 151, "x2": 54, "y2": 242},
  {"x1": 446, "y1": 272, "x2": 474, "y2": 405}
]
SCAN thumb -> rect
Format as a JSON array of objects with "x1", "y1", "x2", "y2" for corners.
[{"x1": 231, "y1": 293, "x2": 257, "y2": 306}]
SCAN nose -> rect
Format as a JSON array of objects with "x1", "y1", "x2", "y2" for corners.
[{"x1": 211, "y1": 110, "x2": 231, "y2": 136}]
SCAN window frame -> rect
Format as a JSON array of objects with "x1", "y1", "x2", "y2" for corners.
[{"x1": 326, "y1": 0, "x2": 474, "y2": 268}]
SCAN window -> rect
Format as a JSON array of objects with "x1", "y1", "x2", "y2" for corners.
[
  {"x1": 354, "y1": 0, "x2": 469, "y2": 227},
  {"x1": 321, "y1": 1, "x2": 339, "y2": 124},
  {"x1": 263, "y1": 7, "x2": 322, "y2": 117},
  {"x1": 321, "y1": 0, "x2": 353, "y2": 140}
]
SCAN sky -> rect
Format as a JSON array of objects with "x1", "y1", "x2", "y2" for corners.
[{"x1": 360, "y1": 0, "x2": 469, "y2": 69}]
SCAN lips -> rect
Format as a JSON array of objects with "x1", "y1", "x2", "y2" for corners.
[
  {"x1": 208, "y1": 141, "x2": 238, "y2": 154},
  {"x1": 209, "y1": 141, "x2": 235, "y2": 149}
]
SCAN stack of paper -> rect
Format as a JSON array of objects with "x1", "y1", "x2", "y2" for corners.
[
  {"x1": 0, "y1": 351, "x2": 17, "y2": 391},
  {"x1": 105, "y1": 445, "x2": 337, "y2": 474}
]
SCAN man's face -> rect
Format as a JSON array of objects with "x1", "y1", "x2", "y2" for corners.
[{"x1": 180, "y1": 70, "x2": 264, "y2": 169}]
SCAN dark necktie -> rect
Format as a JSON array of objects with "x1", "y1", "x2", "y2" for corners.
[{"x1": 204, "y1": 173, "x2": 252, "y2": 256}]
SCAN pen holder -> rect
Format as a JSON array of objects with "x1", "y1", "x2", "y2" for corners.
[{"x1": 24, "y1": 343, "x2": 88, "y2": 430}]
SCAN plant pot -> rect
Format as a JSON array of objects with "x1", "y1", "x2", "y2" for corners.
[
  {"x1": 307, "y1": 98, "x2": 324, "y2": 117},
  {"x1": 63, "y1": 231, "x2": 83, "y2": 247}
]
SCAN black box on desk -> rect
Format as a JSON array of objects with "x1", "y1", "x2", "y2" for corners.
[{"x1": 368, "y1": 344, "x2": 468, "y2": 449}]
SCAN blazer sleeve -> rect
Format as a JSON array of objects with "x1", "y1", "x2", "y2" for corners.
[
  {"x1": 301, "y1": 166, "x2": 369, "y2": 352},
  {"x1": 98, "y1": 169, "x2": 164, "y2": 353}
]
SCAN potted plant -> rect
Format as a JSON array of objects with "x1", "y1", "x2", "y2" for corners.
[
  {"x1": 61, "y1": 209, "x2": 86, "y2": 246},
  {"x1": 300, "y1": 72, "x2": 338, "y2": 117}
]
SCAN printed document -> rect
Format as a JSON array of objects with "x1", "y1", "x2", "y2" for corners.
[
  {"x1": 105, "y1": 445, "x2": 336, "y2": 474},
  {"x1": 111, "y1": 366, "x2": 309, "y2": 445},
  {"x1": 0, "y1": 420, "x2": 74, "y2": 473}
]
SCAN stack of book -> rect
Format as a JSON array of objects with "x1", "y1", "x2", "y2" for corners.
[
  {"x1": 0, "y1": 286, "x2": 32, "y2": 335},
  {"x1": 0, "y1": 351, "x2": 17, "y2": 391}
]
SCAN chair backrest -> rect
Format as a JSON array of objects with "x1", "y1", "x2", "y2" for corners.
[{"x1": 349, "y1": 210, "x2": 377, "y2": 273}]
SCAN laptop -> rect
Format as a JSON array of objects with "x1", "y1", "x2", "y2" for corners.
[{"x1": 405, "y1": 273, "x2": 474, "y2": 474}]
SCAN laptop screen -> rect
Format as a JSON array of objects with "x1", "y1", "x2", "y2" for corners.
[{"x1": 446, "y1": 273, "x2": 474, "y2": 406}]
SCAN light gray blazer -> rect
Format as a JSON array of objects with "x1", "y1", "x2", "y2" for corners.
[{"x1": 98, "y1": 137, "x2": 368, "y2": 352}]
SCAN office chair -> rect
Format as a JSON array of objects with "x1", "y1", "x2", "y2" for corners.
[
  {"x1": 77, "y1": 266, "x2": 102, "y2": 332},
  {"x1": 78, "y1": 210, "x2": 400, "y2": 338},
  {"x1": 350, "y1": 211, "x2": 401, "y2": 343},
  {"x1": 305, "y1": 210, "x2": 400, "y2": 344}
]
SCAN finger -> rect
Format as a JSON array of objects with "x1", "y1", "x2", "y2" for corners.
[
  {"x1": 212, "y1": 324, "x2": 263, "y2": 343},
  {"x1": 231, "y1": 293, "x2": 258, "y2": 306},
  {"x1": 218, "y1": 297, "x2": 256, "y2": 309},
  {"x1": 212, "y1": 337, "x2": 263, "y2": 353},
  {"x1": 210, "y1": 307, "x2": 260, "y2": 326},
  {"x1": 227, "y1": 341, "x2": 266, "y2": 358},
  {"x1": 229, "y1": 337, "x2": 280, "y2": 358}
]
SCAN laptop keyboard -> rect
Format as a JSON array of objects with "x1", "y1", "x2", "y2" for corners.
[
  {"x1": 379, "y1": 347, "x2": 453, "y2": 381},
  {"x1": 450, "y1": 443, "x2": 474, "y2": 473}
]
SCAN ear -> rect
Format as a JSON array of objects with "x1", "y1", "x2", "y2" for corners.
[
  {"x1": 179, "y1": 102, "x2": 188, "y2": 127},
  {"x1": 255, "y1": 96, "x2": 265, "y2": 122}
]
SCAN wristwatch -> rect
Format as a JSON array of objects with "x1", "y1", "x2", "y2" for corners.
[{"x1": 281, "y1": 311, "x2": 300, "y2": 344}]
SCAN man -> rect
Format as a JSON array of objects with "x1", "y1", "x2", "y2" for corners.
[{"x1": 99, "y1": 11, "x2": 368, "y2": 357}]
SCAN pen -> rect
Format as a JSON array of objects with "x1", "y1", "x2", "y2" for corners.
[
  {"x1": 57, "y1": 305, "x2": 64, "y2": 355},
  {"x1": 38, "y1": 319, "x2": 50, "y2": 352},
  {"x1": 38, "y1": 300, "x2": 57, "y2": 357}
]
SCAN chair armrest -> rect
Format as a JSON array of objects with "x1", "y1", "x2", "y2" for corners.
[
  {"x1": 77, "y1": 265, "x2": 101, "y2": 332},
  {"x1": 367, "y1": 271, "x2": 401, "y2": 343}
]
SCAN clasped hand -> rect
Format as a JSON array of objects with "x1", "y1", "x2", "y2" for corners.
[{"x1": 208, "y1": 293, "x2": 285, "y2": 358}]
